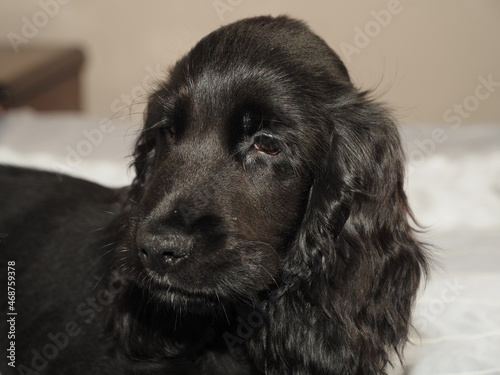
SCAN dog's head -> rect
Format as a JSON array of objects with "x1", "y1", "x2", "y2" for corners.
[
  {"x1": 125, "y1": 16, "x2": 351, "y2": 306},
  {"x1": 119, "y1": 16, "x2": 427, "y2": 373}
]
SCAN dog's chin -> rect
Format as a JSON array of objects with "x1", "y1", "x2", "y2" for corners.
[{"x1": 138, "y1": 269, "x2": 233, "y2": 315}]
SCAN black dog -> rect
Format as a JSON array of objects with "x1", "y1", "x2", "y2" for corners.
[{"x1": 0, "y1": 16, "x2": 428, "y2": 375}]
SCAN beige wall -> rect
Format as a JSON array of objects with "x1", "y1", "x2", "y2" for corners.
[{"x1": 2, "y1": 0, "x2": 499, "y2": 125}]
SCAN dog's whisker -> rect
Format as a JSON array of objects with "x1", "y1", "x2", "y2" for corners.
[
  {"x1": 95, "y1": 248, "x2": 116, "y2": 262},
  {"x1": 216, "y1": 293, "x2": 230, "y2": 325},
  {"x1": 107, "y1": 107, "x2": 149, "y2": 124},
  {"x1": 101, "y1": 210, "x2": 117, "y2": 215},
  {"x1": 92, "y1": 272, "x2": 107, "y2": 290},
  {"x1": 96, "y1": 241, "x2": 117, "y2": 251},
  {"x1": 246, "y1": 240, "x2": 280, "y2": 259}
]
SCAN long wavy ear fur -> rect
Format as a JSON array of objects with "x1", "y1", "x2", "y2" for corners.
[{"x1": 249, "y1": 90, "x2": 428, "y2": 375}]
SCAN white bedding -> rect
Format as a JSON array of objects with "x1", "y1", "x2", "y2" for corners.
[
  {"x1": 399, "y1": 123, "x2": 500, "y2": 375},
  {"x1": 1, "y1": 110, "x2": 499, "y2": 374},
  {"x1": 0, "y1": 110, "x2": 138, "y2": 187}
]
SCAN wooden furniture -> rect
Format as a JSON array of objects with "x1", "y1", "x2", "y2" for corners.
[{"x1": 0, "y1": 46, "x2": 84, "y2": 111}]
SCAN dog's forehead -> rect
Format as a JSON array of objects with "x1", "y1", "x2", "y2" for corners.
[
  {"x1": 150, "y1": 16, "x2": 353, "y2": 146},
  {"x1": 188, "y1": 16, "x2": 350, "y2": 84},
  {"x1": 164, "y1": 61, "x2": 293, "y2": 137},
  {"x1": 162, "y1": 17, "x2": 350, "y2": 119}
]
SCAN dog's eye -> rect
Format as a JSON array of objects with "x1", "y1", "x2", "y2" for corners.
[
  {"x1": 238, "y1": 108, "x2": 282, "y2": 156},
  {"x1": 163, "y1": 125, "x2": 176, "y2": 137},
  {"x1": 241, "y1": 109, "x2": 261, "y2": 134},
  {"x1": 152, "y1": 119, "x2": 176, "y2": 138},
  {"x1": 252, "y1": 134, "x2": 280, "y2": 155}
]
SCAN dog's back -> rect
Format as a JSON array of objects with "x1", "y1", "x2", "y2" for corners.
[{"x1": 0, "y1": 166, "x2": 124, "y2": 374}]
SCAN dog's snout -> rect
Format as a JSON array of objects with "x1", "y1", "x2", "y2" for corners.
[{"x1": 136, "y1": 227, "x2": 192, "y2": 274}]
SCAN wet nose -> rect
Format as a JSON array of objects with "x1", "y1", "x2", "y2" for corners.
[{"x1": 136, "y1": 224, "x2": 192, "y2": 274}]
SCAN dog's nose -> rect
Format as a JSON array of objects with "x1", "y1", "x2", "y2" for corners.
[{"x1": 136, "y1": 227, "x2": 192, "y2": 274}]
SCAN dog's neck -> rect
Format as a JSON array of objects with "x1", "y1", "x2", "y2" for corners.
[{"x1": 107, "y1": 282, "x2": 258, "y2": 373}]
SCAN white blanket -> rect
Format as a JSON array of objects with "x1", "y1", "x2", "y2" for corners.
[{"x1": 398, "y1": 123, "x2": 500, "y2": 375}]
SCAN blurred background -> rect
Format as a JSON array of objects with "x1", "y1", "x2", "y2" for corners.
[
  {"x1": 1, "y1": 0, "x2": 499, "y2": 124},
  {"x1": 1, "y1": 1, "x2": 500, "y2": 374}
]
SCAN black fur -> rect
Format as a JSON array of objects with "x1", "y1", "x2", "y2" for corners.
[{"x1": 0, "y1": 16, "x2": 427, "y2": 375}]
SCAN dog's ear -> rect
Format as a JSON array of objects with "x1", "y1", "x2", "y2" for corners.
[{"x1": 251, "y1": 91, "x2": 428, "y2": 374}]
